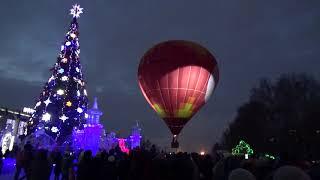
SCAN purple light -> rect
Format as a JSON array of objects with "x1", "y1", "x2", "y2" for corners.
[{"x1": 72, "y1": 123, "x2": 103, "y2": 155}]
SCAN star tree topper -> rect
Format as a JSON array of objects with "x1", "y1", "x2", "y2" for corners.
[{"x1": 70, "y1": 4, "x2": 83, "y2": 18}]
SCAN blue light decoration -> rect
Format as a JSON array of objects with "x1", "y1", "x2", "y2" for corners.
[
  {"x1": 72, "y1": 97, "x2": 104, "y2": 155},
  {"x1": 1, "y1": 158, "x2": 16, "y2": 174},
  {"x1": 72, "y1": 98, "x2": 142, "y2": 154},
  {"x1": 128, "y1": 121, "x2": 142, "y2": 149},
  {"x1": 27, "y1": 4, "x2": 88, "y2": 144}
]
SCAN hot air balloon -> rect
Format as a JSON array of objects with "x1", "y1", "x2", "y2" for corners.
[{"x1": 138, "y1": 40, "x2": 219, "y2": 148}]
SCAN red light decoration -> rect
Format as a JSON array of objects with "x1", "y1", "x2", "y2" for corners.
[{"x1": 118, "y1": 138, "x2": 129, "y2": 154}]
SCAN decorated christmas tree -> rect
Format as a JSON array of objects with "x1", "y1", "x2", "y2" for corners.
[
  {"x1": 27, "y1": 4, "x2": 88, "y2": 144},
  {"x1": 232, "y1": 140, "x2": 254, "y2": 156}
]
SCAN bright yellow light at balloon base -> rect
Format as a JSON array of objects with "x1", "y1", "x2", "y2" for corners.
[{"x1": 200, "y1": 151, "x2": 205, "y2": 156}]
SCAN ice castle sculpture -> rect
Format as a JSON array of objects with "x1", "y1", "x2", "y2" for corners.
[
  {"x1": 128, "y1": 121, "x2": 142, "y2": 149},
  {"x1": 72, "y1": 97, "x2": 104, "y2": 154},
  {"x1": 72, "y1": 97, "x2": 142, "y2": 154}
]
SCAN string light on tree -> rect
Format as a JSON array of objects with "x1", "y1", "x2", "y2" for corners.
[
  {"x1": 70, "y1": 33, "x2": 76, "y2": 38},
  {"x1": 51, "y1": 127, "x2": 59, "y2": 133},
  {"x1": 44, "y1": 98, "x2": 51, "y2": 106},
  {"x1": 77, "y1": 90, "x2": 81, "y2": 96},
  {"x1": 58, "y1": 68, "x2": 64, "y2": 74},
  {"x1": 48, "y1": 75, "x2": 55, "y2": 83},
  {"x1": 61, "y1": 58, "x2": 68, "y2": 63},
  {"x1": 65, "y1": 41, "x2": 71, "y2": 46},
  {"x1": 57, "y1": 89, "x2": 64, "y2": 95},
  {"x1": 77, "y1": 80, "x2": 82, "y2": 85},
  {"x1": 232, "y1": 140, "x2": 254, "y2": 156},
  {"x1": 77, "y1": 107, "x2": 83, "y2": 113},
  {"x1": 61, "y1": 76, "x2": 69, "y2": 81},
  {"x1": 42, "y1": 113, "x2": 51, "y2": 122},
  {"x1": 66, "y1": 101, "x2": 72, "y2": 107},
  {"x1": 59, "y1": 115, "x2": 68, "y2": 123},
  {"x1": 35, "y1": 101, "x2": 41, "y2": 107},
  {"x1": 84, "y1": 89, "x2": 87, "y2": 96}
]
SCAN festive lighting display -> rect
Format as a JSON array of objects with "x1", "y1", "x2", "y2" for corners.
[
  {"x1": 232, "y1": 140, "x2": 254, "y2": 156},
  {"x1": 59, "y1": 115, "x2": 68, "y2": 122},
  {"x1": 265, "y1": 154, "x2": 275, "y2": 160},
  {"x1": 57, "y1": 89, "x2": 64, "y2": 95},
  {"x1": 61, "y1": 76, "x2": 69, "y2": 81},
  {"x1": 48, "y1": 75, "x2": 55, "y2": 82},
  {"x1": 72, "y1": 99, "x2": 142, "y2": 155},
  {"x1": 42, "y1": 113, "x2": 51, "y2": 122},
  {"x1": 70, "y1": 4, "x2": 83, "y2": 18},
  {"x1": 23, "y1": 107, "x2": 36, "y2": 114},
  {"x1": 51, "y1": 126, "x2": 59, "y2": 133},
  {"x1": 27, "y1": 4, "x2": 88, "y2": 143},
  {"x1": 70, "y1": 33, "x2": 76, "y2": 38},
  {"x1": 1, "y1": 132, "x2": 14, "y2": 154},
  {"x1": 35, "y1": 101, "x2": 41, "y2": 107},
  {"x1": 66, "y1": 101, "x2": 72, "y2": 107},
  {"x1": 118, "y1": 138, "x2": 130, "y2": 154},
  {"x1": 58, "y1": 68, "x2": 64, "y2": 74},
  {"x1": 44, "y1": 98, "x2": 51, "y2": 106},
  {"x1": 245, "y1": 154, "x2": 249, "y2": 159},
  {"x1": 77, "y1": 107, "x2": 83, "y2": 113},
  {"x1": 61, "y1": 58, "x2": 68, "y2": 63}
]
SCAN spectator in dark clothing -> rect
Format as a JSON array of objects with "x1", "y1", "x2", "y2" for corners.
[
  {"x1": 199, "y1": 155, "x2": 214, "y2": 180},
  {"x1": 30, "y1": 149, "x2": 52, "y2": 180},
  {"x1": 51, "y1": 149, "x2": 63, "y2": 180},
  {"x1": 118, "y1": 154, "x2": 130, "y2": 180},
  {"x1": 14, "y1": 149, "x2": 24, "y2": 180},
  {"x1": 77, "y1": 150, "x2": 93, "y2": 180},
  {"x1": 61, "y1": 151, "x2": 74, "y2": 180},
  {"x1": 21, "y1": 142, "x2": 33, "y2": 180}
]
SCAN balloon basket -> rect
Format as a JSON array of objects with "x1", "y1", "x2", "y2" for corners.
[{"x1": 171, "y1": 136, "x2": 179, "y2": 148}]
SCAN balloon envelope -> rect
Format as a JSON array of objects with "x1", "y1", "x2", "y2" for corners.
[{"x1": 138, "y1": 40, "x2": 219, "y2": 135}]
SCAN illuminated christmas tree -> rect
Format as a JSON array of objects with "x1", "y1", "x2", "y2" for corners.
[
  {"x1": 232, "y1": 140, "x2": 254, "y2": 156},
  {"x1": 27, "y1": 4, "x2": 88, "y2": 144}
]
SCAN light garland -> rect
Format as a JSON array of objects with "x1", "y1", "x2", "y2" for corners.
[{"x1": 232, "y1": 140, "x2": 254, "y2": 156}]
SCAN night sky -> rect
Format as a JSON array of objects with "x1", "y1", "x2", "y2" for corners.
[{"x1": 0, "y1": 0, "x2": 319, "y2": 152}]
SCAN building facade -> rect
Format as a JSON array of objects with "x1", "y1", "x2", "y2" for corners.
[{"x1": 0, "y1": 107, "x2": 31, "y2": 153}]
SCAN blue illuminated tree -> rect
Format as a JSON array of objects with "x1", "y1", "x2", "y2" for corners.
[{"x1": 27, "y1": 4, "x2": 88, "y2": 143}]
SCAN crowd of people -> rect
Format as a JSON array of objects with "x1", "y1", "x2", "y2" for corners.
[{"x1": 0, "y1": 142, "x2": 319, "y2": 180}]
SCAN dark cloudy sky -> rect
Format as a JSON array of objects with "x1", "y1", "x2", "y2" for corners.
[{"x1": 0, "y1": 0, "x2": 319, "y2": 152}]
